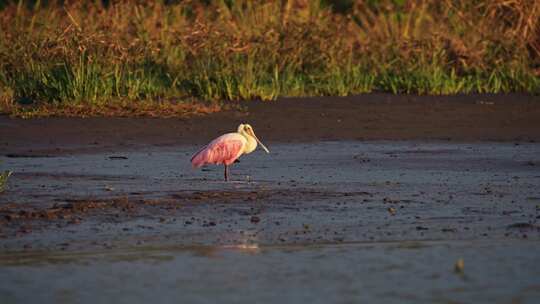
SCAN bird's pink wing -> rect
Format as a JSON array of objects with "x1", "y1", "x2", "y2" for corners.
[{"x1": 191, "y1": 133, "x2": 246, "y2": 167}]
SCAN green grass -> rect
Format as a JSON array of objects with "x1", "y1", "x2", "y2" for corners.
[
  {"x1": 0, "y1": 170, "x2": 12, "y2": 193},
  {"x1": 0, "y1": 0, "x2": 538, "y2": 117}
]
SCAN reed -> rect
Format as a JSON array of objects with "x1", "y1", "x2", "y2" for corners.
[{"x1": 0, "y1": 0, "x2": 538, "y2": 116}]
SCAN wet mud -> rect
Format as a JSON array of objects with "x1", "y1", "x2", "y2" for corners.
[
  {"x1": 1, "y1": 141, "x2": 539, "y2": 252},
  {"x1": 1, "y1": 93, "x2": 540, "y2": 156},
  {"x1": 1, "y1": 95, "x2": 540, "y2": 303}
]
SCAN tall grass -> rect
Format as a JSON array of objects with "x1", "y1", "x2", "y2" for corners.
[{"x1": 0, "y1": 0, "x2": 539, "y2": 115}]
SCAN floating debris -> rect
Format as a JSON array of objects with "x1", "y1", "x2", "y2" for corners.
[
  {"x1": 441, "y1": 228, "x2": 457, "y2": 233},
  {"x1": 454, "y1": 258, "x2": 464, "y2": 273},
  {"x1": 506, "y1": 223, "x2": 538, "y2": 230},
  {"x1": 0, "y1": 170, "x2": 12, "y2": 193}
]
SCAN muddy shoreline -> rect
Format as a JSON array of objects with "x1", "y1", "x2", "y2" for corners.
[
  {"x1": 1, "y1": 93, "x2": 539, "y2": 156},
  {"x1": 1, "y1": 140, "x2": 539, "y2": 252},
  {"x1": 1, "y1": 95, "x2": 540, "y2": 303}
]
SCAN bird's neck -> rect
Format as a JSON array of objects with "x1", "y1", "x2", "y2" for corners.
[{"x1": 240, "y1": 132, "x2": 257, "y2": 154}]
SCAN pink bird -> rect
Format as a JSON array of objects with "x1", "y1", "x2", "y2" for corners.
[{"x1": 191, "y1": 123, "x2": 270, "y2": 181}]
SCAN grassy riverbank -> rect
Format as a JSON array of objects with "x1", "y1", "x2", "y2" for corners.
[{"x1": 1, "y1": 0, "x2": 539, "y2": 117}]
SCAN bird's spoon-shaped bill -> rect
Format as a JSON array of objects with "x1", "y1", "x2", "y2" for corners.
[
  {"x1": 250, "y1": 131, "x2": 270, "y2": 153},
  {"x1": 257, "y1": 138, "x2": 270, "y2": 153}
]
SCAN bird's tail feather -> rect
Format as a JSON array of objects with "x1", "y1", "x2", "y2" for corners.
[{"x1": 190, "y1": 146, "x2": 208, "y2": 168}]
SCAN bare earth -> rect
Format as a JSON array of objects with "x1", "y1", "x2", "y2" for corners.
[
  {"x1": 2, "y1": 93, "x2": 540, "y2": 156},
  {"x1": 0, "y1": 94, "x2": 539, "y2": 303}
]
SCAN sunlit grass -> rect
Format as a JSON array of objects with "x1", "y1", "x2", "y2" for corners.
[
  {"x1": 0, "y1": 0, "x2": 538, "y2": 117},
  {"x1": 0, "y1": 170, "x2": 12, "y2": 193}
]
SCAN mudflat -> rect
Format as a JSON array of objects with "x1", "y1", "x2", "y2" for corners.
[
  {"x1": 1, "y1": 93, "x2": 539, "y2": 156},
  {"x1": 0, "y1": 94, "x2": 539, "y2": 303}
]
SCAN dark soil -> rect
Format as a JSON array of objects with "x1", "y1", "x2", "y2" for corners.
[
  {"x1": 1, "y1": 95, "x2": 539, "y2": 303},
  {"x1": 1, "y1": 93, "x2": 539, "y2": 156},
  {"x1": 1, "y1": 93, "x2": 539, "y2": 250}
]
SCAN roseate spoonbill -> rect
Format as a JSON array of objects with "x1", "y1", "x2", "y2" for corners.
[{"x1": 191, "y1": 123, "x2": 270, "y2": 181}]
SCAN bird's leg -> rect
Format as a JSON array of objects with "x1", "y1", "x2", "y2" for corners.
[{"x1": 224, "y1": 164, "x2": 229, "y2": 182}]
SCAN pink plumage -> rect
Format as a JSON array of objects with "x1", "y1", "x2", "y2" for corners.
[
  {"x1": 191, "y1": 133, "x2": 246, "y2": 168},
  {"x1": 191, "y1": 123, "x2": 269, "y2": 181}
]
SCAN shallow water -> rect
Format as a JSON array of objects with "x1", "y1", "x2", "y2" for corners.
[
  {"x1": 1, "y1": 241, "x2": 540, "y2": 304},
  {"x1": 1, "y1": 141, "x2": 540, "y2": 303},
  {"x1": 3, "y1": 141, "x2": 539, "y2": 203}
]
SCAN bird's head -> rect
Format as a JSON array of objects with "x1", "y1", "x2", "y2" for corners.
[{"x1": 237, "y1": 123, "x2": 270, "y2": 153}]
